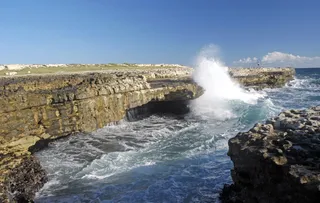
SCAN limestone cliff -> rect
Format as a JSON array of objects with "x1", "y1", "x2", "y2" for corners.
[
  {"x1": 229, "y1": 67, "x2": 295, "y2": 89},
  {"x1": 0, "y1": 67, "x2": 203, "y2": 202}
]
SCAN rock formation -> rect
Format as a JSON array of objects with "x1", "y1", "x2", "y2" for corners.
[
  {"x1": 229, "y1": 67, "x2": 295, "y2": 89},
  {"x1": 0, "y1": 67, "x2": 202, "y2": 202},
  {"x1": 0, "y1": 63, "x2": 295, "y2": 89},
  {"x1": 222, "y1": 106, "x2": 320, "y2": 203}
]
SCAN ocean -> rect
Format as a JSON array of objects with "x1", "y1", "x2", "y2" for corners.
[{"x1": 34, "y1": 65, "x2": 320, "y2": 202}]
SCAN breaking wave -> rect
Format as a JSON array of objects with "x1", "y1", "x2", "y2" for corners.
[{"x1": 191, "y1": 45, "x2": 264, "y2": 120}]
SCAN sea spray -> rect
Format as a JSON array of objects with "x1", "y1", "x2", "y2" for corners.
[{"x1": 191, "y1": 45, "x2": 264, "y2": 119}]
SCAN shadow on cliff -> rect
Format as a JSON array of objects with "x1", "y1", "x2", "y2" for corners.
[{"x1": 125, "y1": 100, "x2": 191, "y2": 121}]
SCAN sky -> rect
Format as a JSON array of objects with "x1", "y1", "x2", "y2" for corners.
[{"x1": 0, "y1": 0, "x2": 320, "y2": 67}]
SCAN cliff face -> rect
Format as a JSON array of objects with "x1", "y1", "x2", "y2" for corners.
[
  {"x1": 222, "y1": 106, "x2": 320, "y2": 203},
  {"x1": 0, "y1": 67, "x2": 203, "y2": 202},
  {"x1": 230, "y1": 67, "x2": 295, "y2": 89}
]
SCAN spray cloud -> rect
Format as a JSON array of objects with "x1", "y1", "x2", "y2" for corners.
[{"x1": 191, "y1": 44, "x2": 263, "y2": 119}]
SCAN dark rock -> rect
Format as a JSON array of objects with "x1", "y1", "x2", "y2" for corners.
[
  {"x1": 4, "y1": 156, "x2": 47, "y2": 203},
  {"x1": 222, "y1": 106, "x2": 320, "y2": 203}
]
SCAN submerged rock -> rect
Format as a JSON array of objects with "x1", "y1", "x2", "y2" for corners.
[{"x1": 222, "y1": 106, "x2": 320, "y2": 203}]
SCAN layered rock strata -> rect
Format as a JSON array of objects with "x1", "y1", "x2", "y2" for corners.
[
  {"x1": 0, "y1": 67, "x2": 202, "y2": 202},
  {"x1": 229, "y1": 67, "x2": 295, "y2": 89},
  {"x1": 1, "y1": 64, "x2": 295, "y2": 90},
  {"x1": 222, "y1": 106, "x2": 320, "y2": 203}
]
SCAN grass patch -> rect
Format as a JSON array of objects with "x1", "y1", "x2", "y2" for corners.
[{"x1": 0, "y1": 64, "x2": 180, "y2": 77}]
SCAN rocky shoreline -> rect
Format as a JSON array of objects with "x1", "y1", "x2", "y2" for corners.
[
  {"x1": 0, "y1": 66, "x2": 295, "y2": 202},
  {"x1": 221, "y1": 106, "x2": 320, "y2": 203}
]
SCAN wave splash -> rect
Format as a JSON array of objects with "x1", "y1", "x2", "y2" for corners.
[{"x1": 191, "y1": 45, "x2": 264, "y2": 119}]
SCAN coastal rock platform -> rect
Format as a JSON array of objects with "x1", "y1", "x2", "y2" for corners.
[{"x1": 229, "y1": 67, "x2": 295, "y2": 89}]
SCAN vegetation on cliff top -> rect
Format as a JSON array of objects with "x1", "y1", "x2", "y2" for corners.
[{"x1": 0, "y1": 64, "x2": 184, "y2": 77}]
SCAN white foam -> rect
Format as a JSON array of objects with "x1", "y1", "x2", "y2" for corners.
[
  {"x1": 35, "y1": 179, "x2": 61, "y2": 198},
  {"x1": 191, "y1": 45, "x2": 264, "y2": 119},
  {"x1": 286, "y1": 77, "x2": 309, "y2": 88},
  {"x1": 76, "y1": 151, "x2": 157, "y2": 180}
]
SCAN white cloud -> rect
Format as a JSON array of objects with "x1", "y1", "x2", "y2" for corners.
[
  {"x1": 237, "y1": 57, "x2": 258, "y2": 64},
  {"x1": 234, "y1": 51, "x2": 320, "y2": 67}
]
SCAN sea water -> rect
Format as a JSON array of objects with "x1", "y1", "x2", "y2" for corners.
[{"x1": 34, "y1": 48, "x2": 320, "y2": 202}]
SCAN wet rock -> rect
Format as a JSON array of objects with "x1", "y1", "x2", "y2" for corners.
[
  {"x1": 222, "y1": 106, "x2": 320, "y2": 203},
  {"x1": 4, "y1": 156, "x2": 47, "y2": 202}
]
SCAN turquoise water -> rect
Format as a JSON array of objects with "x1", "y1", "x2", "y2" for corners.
[{"x1": 34, "y1": 68, "x2": 320, "y2": 203}]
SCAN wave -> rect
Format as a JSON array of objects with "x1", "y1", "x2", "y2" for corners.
[
  {"x1": 190, "y1": 45, "x2": 264, "y2": 120},
  {"x1": 286, "y1": 76, "x2": 320, "y2": 90},
  {"x1": 76, "y1": 151, "x2": 156, "y2": 180}
]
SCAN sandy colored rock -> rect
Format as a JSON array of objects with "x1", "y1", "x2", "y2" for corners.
[
  {"x1": 229, "y1": 67, "x2": 295, "y2": 89},
  {"x1": 0, "y1": 67, "x2": 203, "y2": 202}
]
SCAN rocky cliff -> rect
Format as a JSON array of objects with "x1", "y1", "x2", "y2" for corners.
[
  {"x1": 229, "y1": 67, "x2": 295, "y2": 89},
  {"x1": 222, "y1": 106, "x2": 320, "y2": 203},
  {"x1": 0, "y1": 66, "x2": 295, "y2": 202},
  {"x1": 0, "y1": 67, "x2": 203, "y2": 202}
]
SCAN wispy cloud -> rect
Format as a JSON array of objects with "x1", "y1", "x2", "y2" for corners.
[
  {"x1": 237, "y1": 57, "x2": 258, "y2": 64},
  {"x1": 234, "y1": 51, "x2": 320, "y2": 67}
]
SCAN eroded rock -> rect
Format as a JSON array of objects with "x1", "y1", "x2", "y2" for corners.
[
  {"x1": 230, "y1": 67, "x2": 295, "y2": 89},
  {"x1": 222, "y1": 106, "x2": 320, "y2": 203},
  {"x1": 3, "y1": 156, "x2": 47, "y2": 202},
  {"x1": 0, "y1": 68, "x2": 203, "y2": 203}
]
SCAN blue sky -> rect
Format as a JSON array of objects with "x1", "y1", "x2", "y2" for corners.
[{"x1": 1, "y1": 0, "x2": 320, "y2": 67}]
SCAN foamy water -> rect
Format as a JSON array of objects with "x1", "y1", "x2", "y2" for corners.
[
  {"x1": 191, "y1": 45, "x2": 264, "y2": 120},
  {"x1": 34, "y1": 49, "x2": 320, "y2": 202}
]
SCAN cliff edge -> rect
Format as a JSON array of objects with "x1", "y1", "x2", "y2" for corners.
[
  {"x1": 0, "y1": 67, "x2": 202, "y2": 202},
  {"x1": 229, "y1": 67, "x2": 295, "y2": 89}
]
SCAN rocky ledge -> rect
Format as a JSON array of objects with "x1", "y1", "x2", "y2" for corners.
[
  {"x1": 0, "y1": 67, "x2": 203, "y2": 202},
  {"x1": 229, "y1": 67, "x2": 295, "y2": 89},
  {"x1": 221, "y1": 106, "x2": 320, "y2": 203}
]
